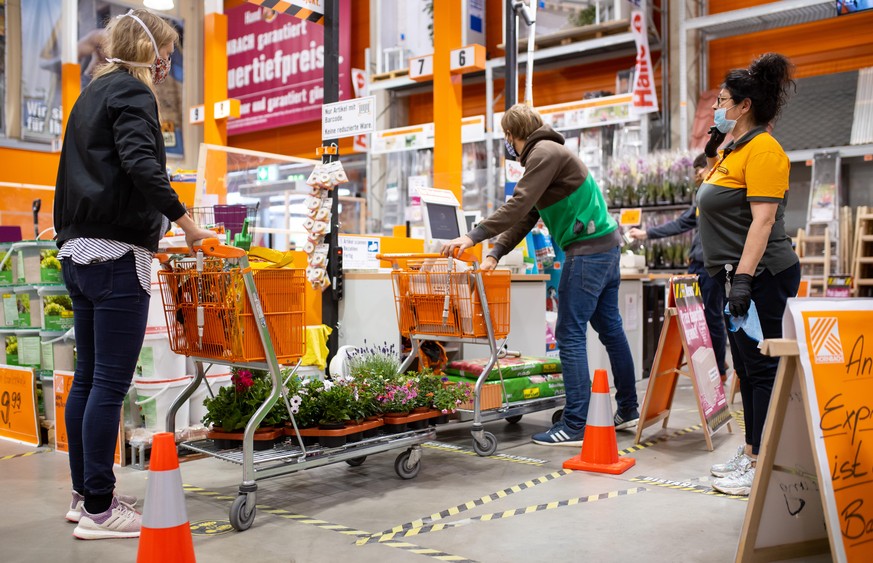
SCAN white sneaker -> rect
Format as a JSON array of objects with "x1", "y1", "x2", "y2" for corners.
[
  {"x1": 710, "y1": 445, "x2": 751, "y2": 478},
  {"x1": 66, "y1": 490, "x2": 139, "y2": 523},
  {"x1": 712, "y1": 457, "x2": 755, "y2": 496},
  {"x1": 73, "y1": 497, "x2": 142, "y2": 539}
]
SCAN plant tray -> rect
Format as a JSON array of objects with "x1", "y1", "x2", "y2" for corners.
[
  {"x1": 381, "y1": 409, "x2": 443, "y2": 425},
  {"x1": 285, "y1": 418, "x2": 384, "y2": 438},
  {"x1": 206, "y1": 428, "x2": 284, "y2": 450}
]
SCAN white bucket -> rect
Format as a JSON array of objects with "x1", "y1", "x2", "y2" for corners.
[
  {"x1": 188, "y1": 371, "x2": 233, "y2": 426},
  {"x1": 38, "y1": 287, "x2": 73, "y2": 332},
  {"x1": 40, "y1": 330, "x2": 76, "y2": 372},
  {"x1": 40, "y1": 373, "x2": 55, "y2": 421},
  {"x1": 134, "y1": 375, "x2": 191, "y2": 431},
  {"x1": 136, "y1": 332, "x2": 186, "y2": 379},
  {"x1": 146, "y1": 259, "x2": 166, "y2": 330}
]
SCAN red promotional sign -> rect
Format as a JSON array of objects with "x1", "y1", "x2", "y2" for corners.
[
  {"x1": 629, "y1": 9, "x2": 658, "y2": 116},
  {"x1": 226, "y1": 2, "x2": 351, "y2": 136}
]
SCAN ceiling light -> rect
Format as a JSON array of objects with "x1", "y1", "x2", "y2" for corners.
[{"x1": 144, "y1": 0, "x2": 174, "y2": 11}]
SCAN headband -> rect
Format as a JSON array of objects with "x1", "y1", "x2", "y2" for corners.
[{"x1": 105, "y1": 10, "x2": 161, "y2": 68}]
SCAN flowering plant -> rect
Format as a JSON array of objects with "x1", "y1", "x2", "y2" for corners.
[
  {"x1": 376, "y1": 380, "x2": 418, "y2": 414},
  {"x1": 286, "y1": 377, "x2": 324, "y2": 428},
  {"x1": 202, "y1": 368, "x2": 286, "y2": 431},
  {"x1": 413, "y1": 369, "x2": 442, "y2": 409},
  {"x1": 432, "y1": 378, "x2": 473, "y2": 414},
  {"x1": 316, "y1": 379, "x2": 354, "y2": 425},
  {"x1": 347, "y1": 340, "x2": 400, "y2": 381}
]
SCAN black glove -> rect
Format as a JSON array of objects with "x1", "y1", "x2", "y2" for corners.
[
  {"x1": 704, "y1": 126, "x2": 727, "y2": 158},
  {"x1": 728, "y1": 273, "x2": 754, "y2": 318}
]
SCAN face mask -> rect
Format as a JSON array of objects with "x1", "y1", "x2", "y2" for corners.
[
  {"x1": 105, "y1": 10, "x2": 170, "y2": 85},
  {"x1": 713, "y1": 106, "x2": 737, "y2": 134},
  {"x1": 504, "y1": 138, "x2": 519, "y2": 158}
]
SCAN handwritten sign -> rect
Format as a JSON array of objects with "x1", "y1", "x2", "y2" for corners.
[
  {"x1": 740, "y1": 299, "x2": 873, "y2": 561},
  {"x1": 54, "y1": 371, "x2": 122, "y2": 465},
  {"x1": 0, "y1": 365, "x2": 39, "y2": 446},
  {"x1": 800, "y1": 307, "x2": 873, "y2": 559}
]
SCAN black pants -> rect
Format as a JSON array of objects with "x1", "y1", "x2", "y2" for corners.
[
  {"x1": 714, "y1": 262, "x2": 800, "y2": 455},
  {"x1": 689, "y1": 260, "x2": 728, "y2": 376}
]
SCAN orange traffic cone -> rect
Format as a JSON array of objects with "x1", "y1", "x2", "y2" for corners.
[
  {"x1": 563, "y1": 369, "x2": 636, "y2": 475},
  {"x1": 137, "y1": 432, "x2": 195, "y2": 563}
]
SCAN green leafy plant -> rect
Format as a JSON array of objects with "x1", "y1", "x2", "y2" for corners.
[
  {"x1": 414, "y1": 369, "x2": 441, "y2": 409},
  {"x1": 347, "y1": 341, "x2": 400, "y2": 381},
  {"x1": 317, "y1": 380, "x2": 354, "y2": 425},
  {"x1": 202, "y1": 368, "x2": 286, "y2": 431},
  {"x1": 40, "y1": 250, "x2": 62, "y2": 271},
  {"x1": 287, "y1": 378, "x2": 324, "y2": 428}
]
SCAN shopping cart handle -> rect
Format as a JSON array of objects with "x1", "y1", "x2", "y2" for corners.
[
  {"x1": 160, "y1": 238, "x2": 246, "y2": 259},
  {"x1": 376, "y1": 250, "x2": 478, "y2": 264}
]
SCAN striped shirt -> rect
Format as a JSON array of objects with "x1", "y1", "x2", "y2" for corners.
[{"x1": 58, "y1": 238, "x2": 153, "y2": 295}]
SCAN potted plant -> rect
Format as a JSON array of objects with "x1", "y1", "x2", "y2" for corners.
[
  {"x1": 285, "y1": 377, "x2": 324, "y2": 446},
  {"x1": 413, "y1": 369, "x2": 441, "y2": 411},
  {"x1": 201, "y1": 369, "x2": 284, "y2": 449},
  {"x1": 432, "y1": 377, "x2": 473, "y2": 423},
  {"x1": 377, "y1": 380, "x2": 418, "y2": 433}
]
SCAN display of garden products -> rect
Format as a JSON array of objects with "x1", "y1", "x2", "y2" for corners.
[
  {"x1": 444, "y1": 373, "x2": 566, "y2": 408},
  {"x1": 445, "y1": 356, "x2": 562, "y2": 381},
  {"x1": 0, "y1": 244, "x2": 12, "y2": 285},
  {"x1": 2, "y1": 288, "x2": 38, "y2": 328},
  {"x1": 40, "y1": 291, "x2": 74, "y2": 331},
  {"x1": 40, "y1": 249, "x2": 62, "y2": 283},
  {"x1": 603, "y1": 151, "x2": 697, "y2": 209},
  {"x1": 3, "y1": 331, "x2": 42, "y2": 368}
]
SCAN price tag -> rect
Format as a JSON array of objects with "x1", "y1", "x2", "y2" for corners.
[
  {"x1": 619, "y1": 208, "x2": 643, "y2": 227},
  {"x1": 189, "y1": 105, "x2": 205, "y2": 124},
  {"x1": 450, "y1": 44, "x2": 486, "y2": 74},
  {"x1": 408, "y1": 54, "x2": 433, "y2": 82},
  {"x1": 214, "y1": 99, "x2": 241, "y2": 120},
  {"x1": 54, "y1": 371, "x2": 123, "y2": 464},
  {"x1": 0, "y1": 365, "x2": 39, "y2": 446}
]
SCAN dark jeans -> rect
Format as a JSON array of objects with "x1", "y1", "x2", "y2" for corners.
[
  {"x1": 714, "y1": 263, "x2": 800, "y2": 455},
  {"x1": 62, "y1": 253, "x2": 149, "y2": 497},
  {"x1": 556, "y1": 247, "x2": 638, "y2": 432},
  {"x1": 688, "y1": 260, "x2": 728, "y2": 376}
]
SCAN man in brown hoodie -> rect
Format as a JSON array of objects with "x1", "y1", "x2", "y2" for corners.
[{"x1": 442, "y1": 104, "x2": 639, "y2": 446}]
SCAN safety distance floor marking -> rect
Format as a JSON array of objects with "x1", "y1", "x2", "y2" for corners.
[
  {"x1": 0, "y1": 448, "x2": 50, "y2": 461},
  {"x1": 182, "y1": 483, "x2": 478, "y2": 562},
  {"x1": 357, "y1": 469, "x2": 573, "y2": 545},
  {"x1": 422, "y1": 441, "x2": 548, "y2": 466},
  {"x1": 360, "y1": 487, "x2": 646, "y2": 544},
  {"x1": 617, "y1": 423, "x2": 703, "y2": 456},
  {"x1": 730, "y1": 409, "x2": 746, "y2": 432},
  {"x1": 630, "y1": 476, "x2": 749, "y2": 501}
]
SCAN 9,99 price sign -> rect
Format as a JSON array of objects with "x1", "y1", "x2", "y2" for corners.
[{"x1": 0, "y1": 366, "x2": 40, "y2": 446}]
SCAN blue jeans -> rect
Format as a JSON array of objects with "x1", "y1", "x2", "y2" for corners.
[
  {"x1": 62, "y1": 253, "x2": 149, "y2": 497},
  {"x1": 688, "y1": 260, "x2": 728, "y2": 376},
  {"x1": 556, "y1": 247, "x2": 638, "y2": 432}
]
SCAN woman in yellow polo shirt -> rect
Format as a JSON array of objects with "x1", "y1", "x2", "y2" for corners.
[{"x1": 696, "y1": 53, "x2": 800, "y2": 496}]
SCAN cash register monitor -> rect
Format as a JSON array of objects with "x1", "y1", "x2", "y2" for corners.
[{"x1": 422, "y1": 201, "x2": 466, "y2": 253}]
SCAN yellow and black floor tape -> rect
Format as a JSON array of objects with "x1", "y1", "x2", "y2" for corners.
[
  {"x1": 422, "y1": 442, "x2": 547, "y2": 466},
  {"x1": 618, "y1": 423, "x2": 703, "y2": 456},
  {"x1": 183, "y1": 484, "x2": 478, "y2": 562},
  {"x1": 358, "y1": 469, "x2": 572, "y2": 545},
  {"x1": 359, "y1": 487, "x2": 646, "y2": 544},
  {"x1": 0, "y1": 449, "x2": 50, "y2": 462},
  {"x1": 631, "y1": 476, "x2": 748, "y2": 501},
  {"x1": 730, "y1": 410, "x2": 746, "y2": 432}
]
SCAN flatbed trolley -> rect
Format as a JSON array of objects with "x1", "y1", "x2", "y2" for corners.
[
  {"x1": 379, "y1": 252, "x2": 565, "y2": 457},
  {"x1": 158, "y1": 239, "x2": 434, "y2": 531}
]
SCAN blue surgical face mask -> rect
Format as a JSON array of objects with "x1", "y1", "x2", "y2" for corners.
[
  {"x1": 503, "y1": 138, "x2": 519, "y2": 158},
  {"x1": 713, "y1": 106, "x2": 737, "y2": 134}
]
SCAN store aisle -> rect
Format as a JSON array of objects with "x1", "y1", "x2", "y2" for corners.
[{"x1": 0, "y1": 380, "x2": 828, "y2": 563}]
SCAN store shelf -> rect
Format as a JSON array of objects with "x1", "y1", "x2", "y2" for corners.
[
  {"x1": 785, "y1": 144, "x2": 873, "y2": 163},
  {"x1": 683, "y1": 0, "x2": 833, "y2": 40}
]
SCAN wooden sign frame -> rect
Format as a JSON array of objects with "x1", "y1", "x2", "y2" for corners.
[
  {"x1": 739, "y1": 299, "x2": 873, "y2": 562},
  {"x1": 634, "y1": 276, "x2": 731, "y2": 451}
]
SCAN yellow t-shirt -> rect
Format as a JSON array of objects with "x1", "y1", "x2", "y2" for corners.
[{"x1": 706, "y1": 131, "x2": 790, "y2": 201}]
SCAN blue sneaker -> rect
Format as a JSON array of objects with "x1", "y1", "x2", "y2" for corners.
[
  {"x1": 532, "y1": 422, "x2": 584, "y2": 447},
  {"x1": 614, "y1": 408, "x2": 640, "y2": 431}
]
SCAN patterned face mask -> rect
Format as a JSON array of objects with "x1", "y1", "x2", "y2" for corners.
[
  {"x1": 503, "y1": 137, "x2": 519, "y2": 158},
  {"x1": 105, "y1": 10, "x2": 171, "y2": 85}
]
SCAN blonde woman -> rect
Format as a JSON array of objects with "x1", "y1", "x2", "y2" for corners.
[{"x1": 54, "y1": 9, "x2": 212, "y2": 540}]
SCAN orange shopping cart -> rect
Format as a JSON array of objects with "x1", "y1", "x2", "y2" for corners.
[
  {"x1": 158, "y1": 239, "x2": 434, "y2": 531},
  {"x1": 379, "y1": 252, "x2": 565, "y2": 456}
]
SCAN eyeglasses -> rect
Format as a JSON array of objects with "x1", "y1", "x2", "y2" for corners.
[{"x1": 716, "y1": 96, "x2": 733, "y2": 106}]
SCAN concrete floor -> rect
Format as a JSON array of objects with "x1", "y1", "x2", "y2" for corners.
[{"x1": 0, "y1": 379, "x2": 825, "y2": 563}]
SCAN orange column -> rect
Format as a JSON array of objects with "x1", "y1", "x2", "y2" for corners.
[
  {"x1": 61, "y1": 63, "x2": 80, "y2": 137},
  {"x1": 433, "y1": 0, "x2": 463, "y2": 204},
  {"x1": 203, "y1": 12, "x2": 229, "y2": 204}
]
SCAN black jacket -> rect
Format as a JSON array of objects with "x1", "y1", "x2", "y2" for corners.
[{"x1": 54, "y1": 70, "x2": 186, "y2": 252}]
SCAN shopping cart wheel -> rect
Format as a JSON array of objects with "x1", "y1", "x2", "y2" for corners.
[
  {"x1": 505, "y1": 415, "x2": 523, "y2": 424},
  {"x1": 230, "y1": 494, "x2": 257, "y2": 531},
  {"x1": 346, "y1": 456, "x2": 367, "y2": 467},
  {"x1": 394, "y1": 450, "x2": 421, "y2": 479},
  {"x1": 472, "y1": 432, "x2": 498, "y2": 457},
  {"x1": 551, "y1": 409, "x2": 564, "y2": 425}
]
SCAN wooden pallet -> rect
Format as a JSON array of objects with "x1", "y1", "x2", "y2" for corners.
[
  {"x1": 370, "y1": 68, "x2": 410, "y2": 82},
  {"x1": 795, "y1": 226, "x2": 831, "y2": 296}
]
